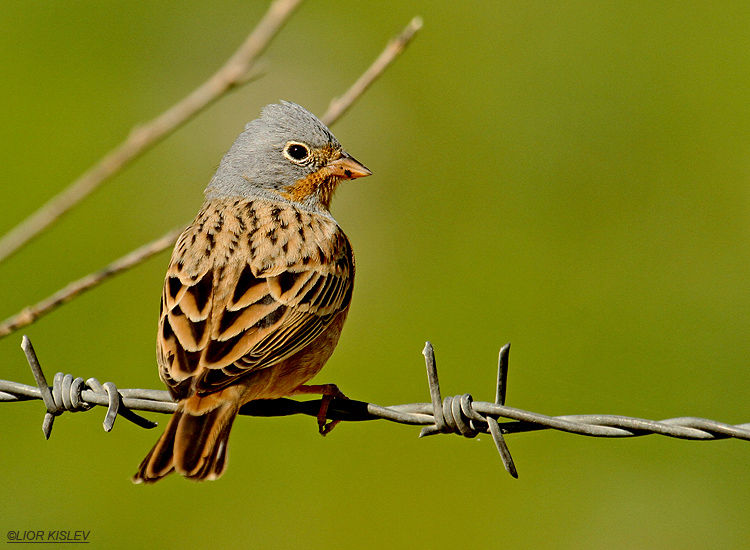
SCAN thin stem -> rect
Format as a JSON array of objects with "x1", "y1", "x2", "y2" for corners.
[
  {"x1": 0, "y1": 228, "x2": 182, "y2": 339},
  {"x1": 0, "y1": 15, "x2": 424, "y2": 341},
  {"x1": 322, "y1": 16, "x2": 423, "y2": 126},
  {"x1": 0, "y1": 0, "x2": 303, "y2": 265}
]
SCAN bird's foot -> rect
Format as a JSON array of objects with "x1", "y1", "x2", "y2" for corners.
[{"x1": 293, "y1": 383, "x2": 348, "y2": 436}]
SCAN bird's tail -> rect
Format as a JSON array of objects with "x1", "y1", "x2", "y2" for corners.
[{"x1": 132, "y1": 398, "x2": 239, "y2": 484}]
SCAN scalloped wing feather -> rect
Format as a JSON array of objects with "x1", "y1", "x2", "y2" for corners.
[{"x1": 157, "y1": 198, "x2": 353, "y2": 400}]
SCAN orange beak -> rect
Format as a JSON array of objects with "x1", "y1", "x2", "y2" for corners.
[{"x1": 326, "y1": 152, "x2": 372, "y2": 180}]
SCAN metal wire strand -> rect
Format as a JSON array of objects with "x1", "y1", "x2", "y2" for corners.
[
  {"x1": 14, "y1": 336, "x2": 158, "y2": 438},
  {"x1": 418, "y1": 342, "x2": 518, "y2": 477},
  {"x1": 2, "y1": 336, "x2": 749, "y2": 478}
]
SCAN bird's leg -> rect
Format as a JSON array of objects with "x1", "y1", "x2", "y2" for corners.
[{"x1": 292, "y1": 384, "x2": 348, "y2": 436}]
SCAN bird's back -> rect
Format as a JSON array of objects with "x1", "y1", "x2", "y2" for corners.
[{"x1": 157, "y1": 196, "x2": 354, "y2": 404}]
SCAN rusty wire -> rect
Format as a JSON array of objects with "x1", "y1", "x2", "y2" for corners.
[{"x1": 2, "y1": 336, "x2": 749, "y2": 479}]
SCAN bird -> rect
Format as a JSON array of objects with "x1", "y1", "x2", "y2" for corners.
[{"x1": 132, "y1": 101, "x2": 370, "y2": 483}]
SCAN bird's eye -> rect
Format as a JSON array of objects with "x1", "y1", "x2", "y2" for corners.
[{"x1": 284, "y1": 142, "x2": 311, "y2": 163}]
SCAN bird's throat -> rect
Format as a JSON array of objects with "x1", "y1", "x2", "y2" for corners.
[{"x1": 281, "y1": 170, "x2": 340, "y2": 210}]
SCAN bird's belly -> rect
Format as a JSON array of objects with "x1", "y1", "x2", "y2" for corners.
[{"x1": 238, "y1": 306, "x2": 350, "y2": 402}]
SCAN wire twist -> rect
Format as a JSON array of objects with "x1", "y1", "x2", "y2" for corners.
[
  {"x1": 19, "y1": 336, "x2": 157, "y2": 438},
  {"x1": 418, "y1": 342, "x2": 518, "y2": 477}
]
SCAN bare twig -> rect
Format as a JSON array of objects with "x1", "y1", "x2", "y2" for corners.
[
  {"x1": 322, "y1": 16, "x2": 423, "y2": 126},
  {"x1": 0, "y1": 0, "x2": 303, "y2": 266},
  {"x1": 3, "y1": 339, "x2": 749, "y2": 478},
  {"x1": 0, "y1": 228, "x2": 183, "y2": 339},
  {"x1": 0, "y1": 16, "x2": 423, "y2": 342}
]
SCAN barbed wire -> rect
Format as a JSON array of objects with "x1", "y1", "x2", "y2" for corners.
[{"x1": 3, "y1": 336, "x2": 749, "y2": 478}]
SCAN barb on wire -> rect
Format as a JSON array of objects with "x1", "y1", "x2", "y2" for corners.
[
  {"x1": 0, "y1": 16, "x2": 423, "y2": 343},
  {"x1": 12, "y1": 336, "x2": 161, "y2": 439},
  {"x1": 3, "y1": 337, "x2": 749, "y2": 478}
]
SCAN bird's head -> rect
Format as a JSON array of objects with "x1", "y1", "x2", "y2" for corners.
[{"x1": 205, "y1": 101, "x2": 371, "y2": 211}]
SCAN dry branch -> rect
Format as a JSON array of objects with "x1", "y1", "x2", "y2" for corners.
[
  {"x1": 321, "y1": 16, "x2": 423, "y2": 126},
  {"x1": 0, "y1": 229, "x2": 182, "y2": 338},
  {"x1": 0, "y1": 0, "x2": 303, "y2": 265},
  {"x1": 0, "y1": 17, "x2": 422, "y2": 341}
]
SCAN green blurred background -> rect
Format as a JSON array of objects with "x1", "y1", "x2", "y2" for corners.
[{"x1": 1, "y1": 1, "x2": 749, "y2": 548}]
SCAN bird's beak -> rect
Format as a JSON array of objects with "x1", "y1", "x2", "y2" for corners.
[{"x1": 326, "y1": 152, "x2": 372, "y2": 180}]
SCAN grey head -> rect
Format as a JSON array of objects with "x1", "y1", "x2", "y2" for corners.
[{"x1": 205, "y1": 101, "x2": 370, "y2": 212}]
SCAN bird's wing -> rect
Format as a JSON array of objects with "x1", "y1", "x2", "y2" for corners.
[{"x1": 157, "y1": 199, "x2": 353, "y2": 400}]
